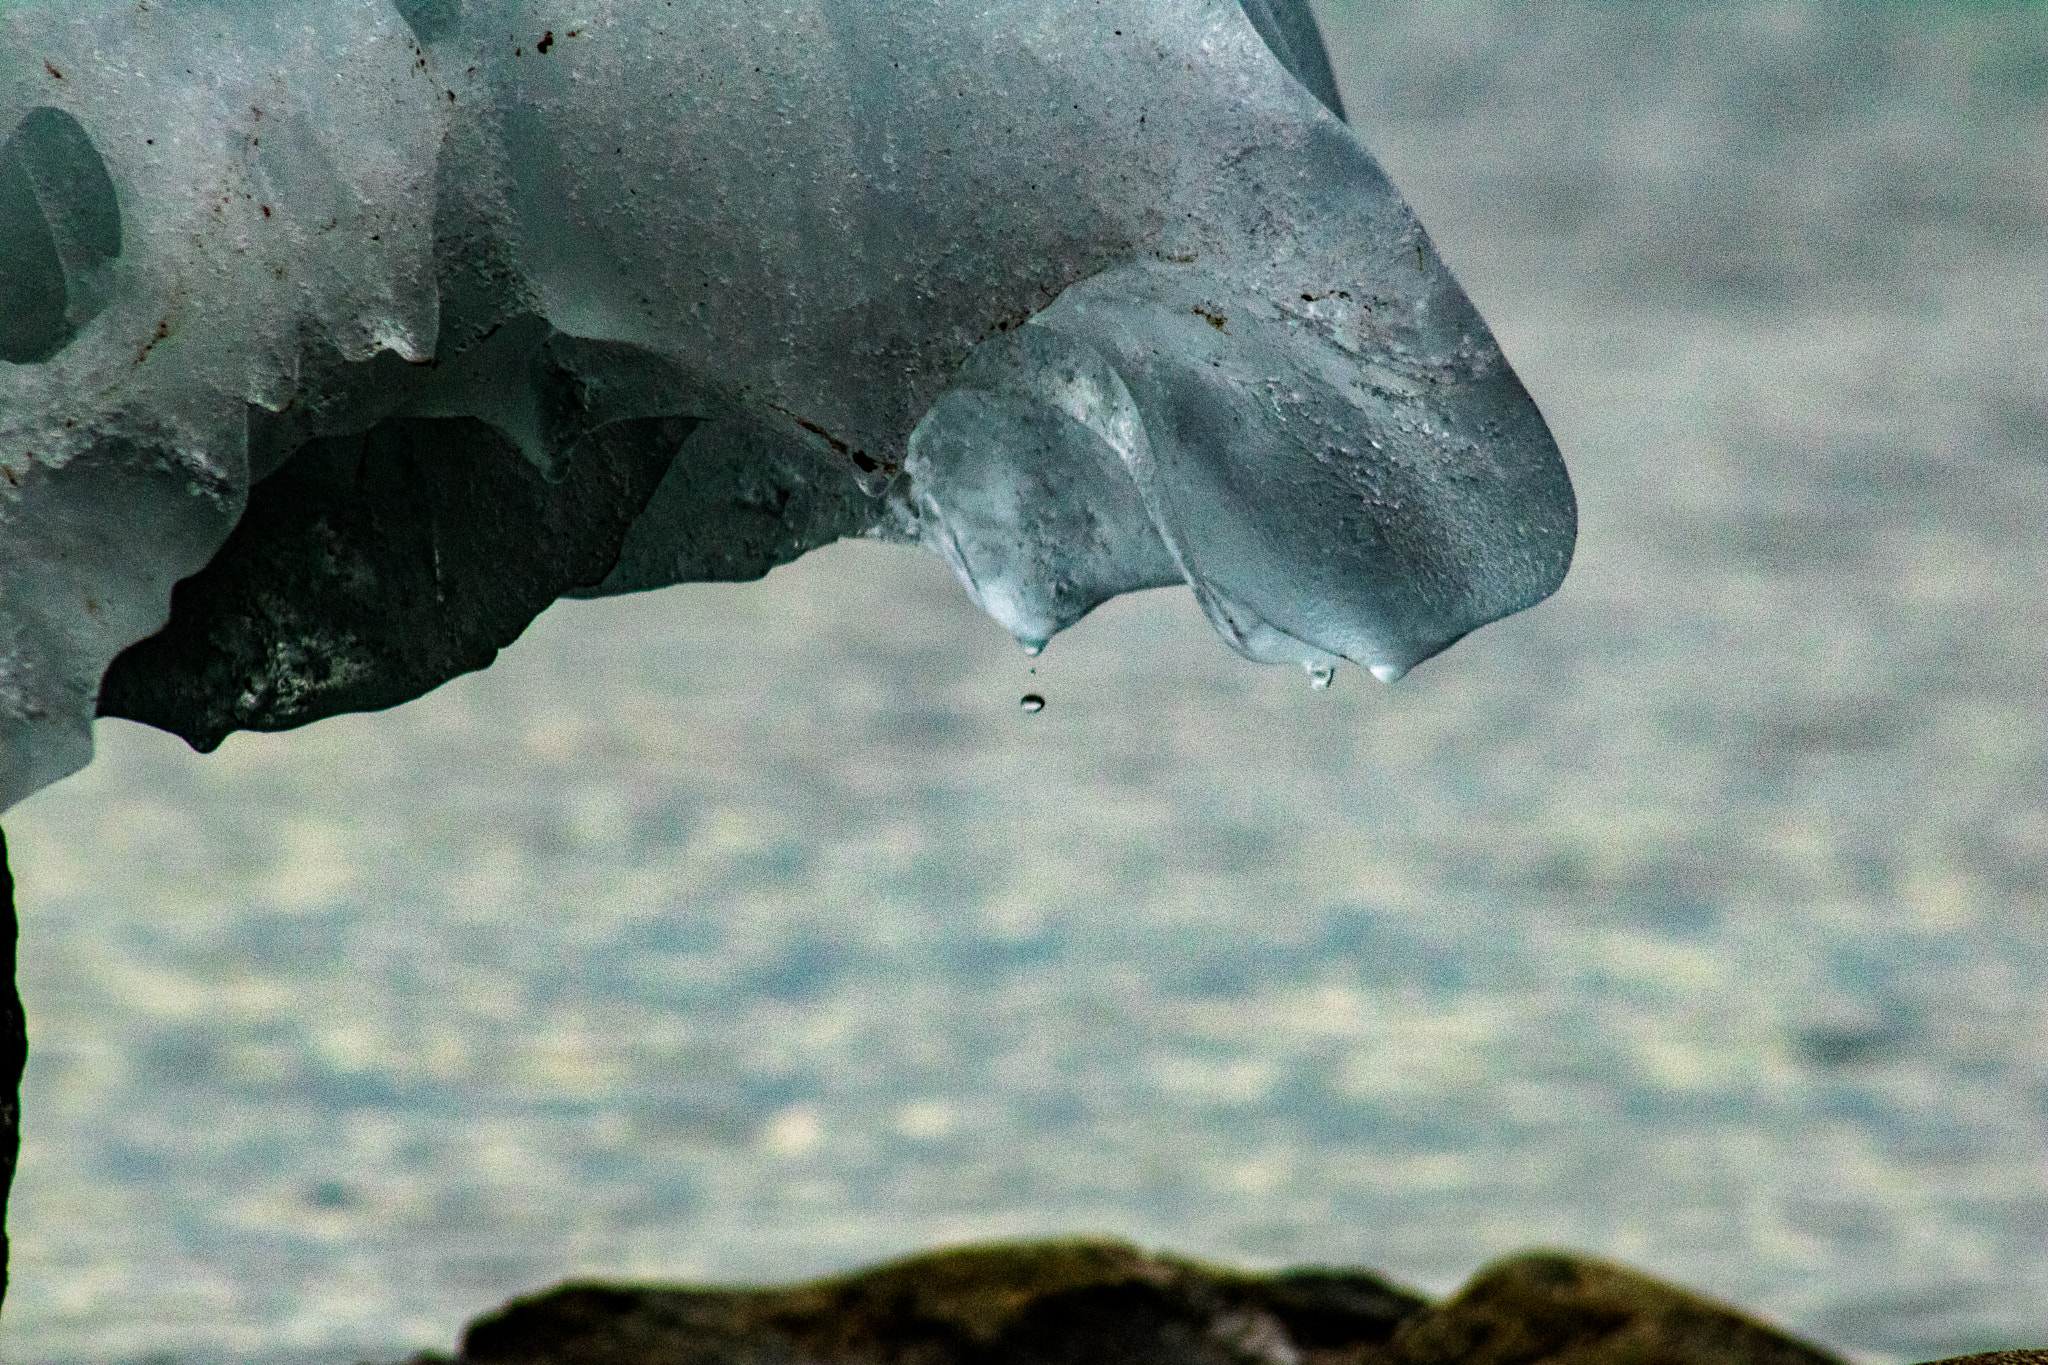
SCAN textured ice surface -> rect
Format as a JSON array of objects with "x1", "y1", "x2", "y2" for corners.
[
  {"x1": 0, "y1": 0, "x2": 443, "y2": 806},
  {"x1": 0, "y1": 0, "x2": 1573, "y2": 808}
]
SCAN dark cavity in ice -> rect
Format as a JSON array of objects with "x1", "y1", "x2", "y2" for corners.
[{"x1": 0, "y1": 107, "x2": 121, "y2": 364}]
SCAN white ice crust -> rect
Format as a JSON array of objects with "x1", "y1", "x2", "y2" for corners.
[{"x1": 0, "y1": 0, "x2": 1575, "y2": 810}]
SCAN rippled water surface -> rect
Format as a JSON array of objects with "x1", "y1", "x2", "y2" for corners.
[{"x1": 4, "y1": 3, "x2": 2046, "y2": 1362}]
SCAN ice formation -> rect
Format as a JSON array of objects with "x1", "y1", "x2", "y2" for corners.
[{"x1": 0, "y1": 0, "x2": 1576, "y2": 810}]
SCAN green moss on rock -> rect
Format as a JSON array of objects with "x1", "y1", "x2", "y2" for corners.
[{"x1": 418, "y1": 1241, "x2": 1874, "y2": 1365}]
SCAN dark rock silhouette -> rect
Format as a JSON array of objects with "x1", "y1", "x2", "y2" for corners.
[
  {"x1": 401, "y1": 1240, "x2": 1861, "y2": 1365},
  {"x1": 0, "y1": 828, "x2": 23, "y2": 1309}
]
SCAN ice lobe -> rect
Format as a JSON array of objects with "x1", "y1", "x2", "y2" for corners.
[
  {"x1": 906, "y1": 326, "x2": 1185, "y2": 655},
  {"x1": 1, "y1": 0, "x2": 1574, "y2": 810},
  {"x1": 910, "y1": 104, "x2": 1573, "y2": 681},
  {"x1": 915, "y1": 250, "x2": 1575, "y2": 681}
]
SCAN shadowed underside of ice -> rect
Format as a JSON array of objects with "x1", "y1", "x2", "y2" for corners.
[{"x1": 0, "y1": 0, "x2": 1575, "y2": 810}]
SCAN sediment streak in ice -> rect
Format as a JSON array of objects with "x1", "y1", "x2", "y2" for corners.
[{"x1": 0, "y1": 0, "x2": 1576, "y2": 809}]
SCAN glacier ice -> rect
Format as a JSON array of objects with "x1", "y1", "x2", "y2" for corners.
[{"x1": 0, "y1": 0, "x2": 1575, "y2": 809}]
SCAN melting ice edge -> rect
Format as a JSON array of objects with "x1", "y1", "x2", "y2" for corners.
[{"x1": 0, "y1": 0, "x2": 1575, "y2": 809}]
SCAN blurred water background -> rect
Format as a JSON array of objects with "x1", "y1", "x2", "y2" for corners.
[{"x1": 4, "y1": 2, "x2": 2046, "y2": 1361}]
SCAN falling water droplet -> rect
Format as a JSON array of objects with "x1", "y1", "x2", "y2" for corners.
[
  {"x1": 1306, "y1": 662, "x2": 1335, "y2": 690},
  {"x1": 1019, "y1": 693, "x2": 1046, "y2": 713}
]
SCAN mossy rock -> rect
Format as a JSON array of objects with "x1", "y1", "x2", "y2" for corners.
[
  {"x1": 1385, "y1": 1252, "x2": 1842, "y2": 1365},
  {"x1": 412, "y1": 1241, "x2": 1875, "y2": 1365}
]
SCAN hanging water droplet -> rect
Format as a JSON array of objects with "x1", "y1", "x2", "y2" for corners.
[
  {"x1": 1019, "y1": 693, "x2": 1046, "y2": 713},
  {"x1": 1369, "y1": 661, "x2": 1407, "y2": 683},
  {"x1": 1018, "y1": 638, "x2": 1046, "y2": 657},
  {"x1": 1305, "y1": 662, "x2": 1335, "y2": 690}
]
